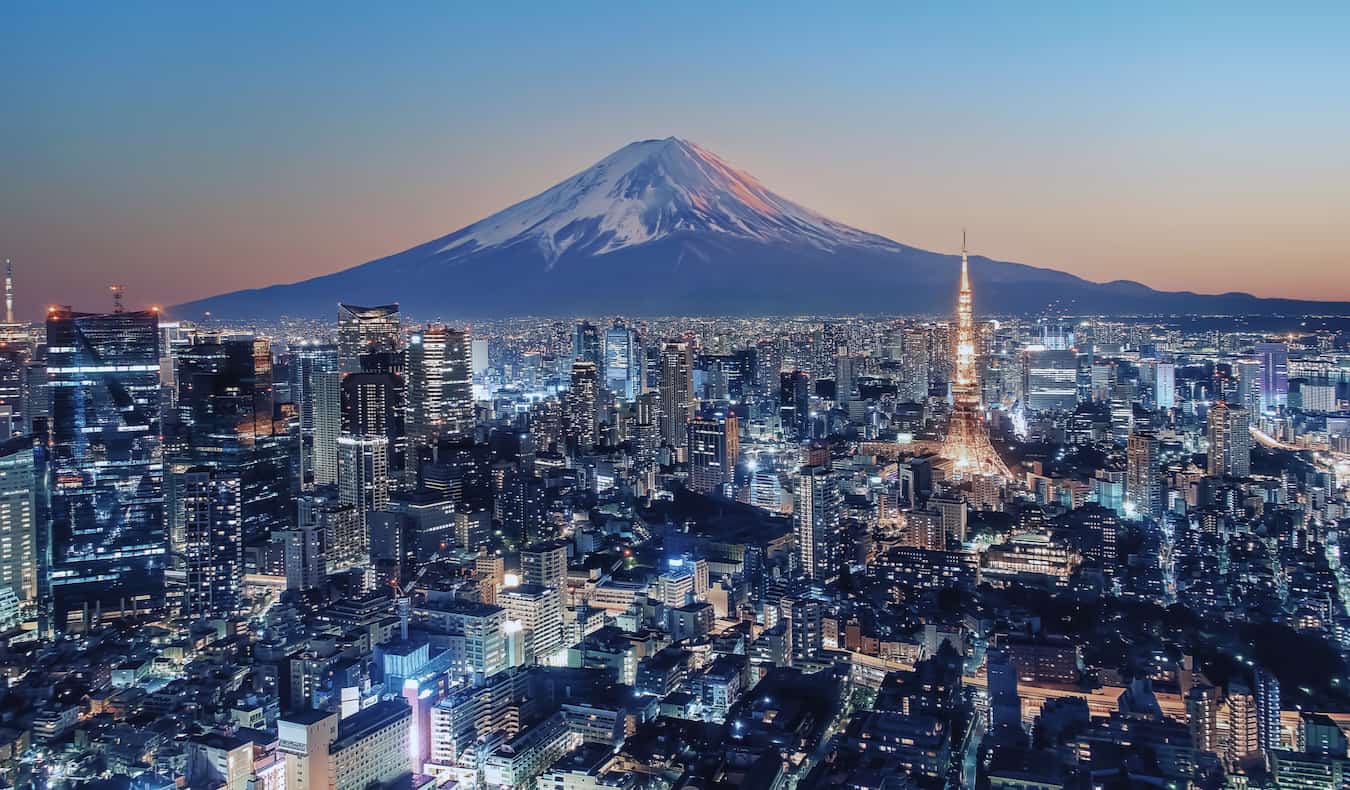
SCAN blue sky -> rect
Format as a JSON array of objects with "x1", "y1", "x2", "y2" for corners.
[{"x1": 3, "y1": 2, "x2": 1348, "y2": 315}]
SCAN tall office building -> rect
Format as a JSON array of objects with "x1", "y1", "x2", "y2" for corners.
[
  {"x1": 291, "y1": 343, "x2": 340, "y2": 488},
  {"x1": 658, "y1": 342, "x2": 694, "y2": 450},
  {"x1": 47, "y1": 308, "x2": 164, "y2": 625},
  {"x1": 1207, "y1": 401, "x2": 1251, "y2": 478},
  {"x1": 835, "y1": 351, "x2": 859, "y2": 406},
  {"x1": 407, "y1": 325, "x2": 472, "y2": 441},
  {"x1": 169, "y1": 336, "x2": 292, "y2": 547},
  {"x1": 795, "y1": 464, "x2": 842, "y2": 581},
  {"x1": 573, "y1": 322, "x2": 601, "y2": 367},
  {"x1": 1233, "y1": 358, "x2": 1263, "y2": 415},
  {"x1": 1155, "y1": 361, "x2": 1176, "y2": 410},
  {"x1": 779, "y1": 370, "x2": 810, "y2": 440},
  {"x1": 1023, "y1": 348, "x2": 1079, "y2": 412},
  {"x1": 603, "y1": 324, "x2": 640, "y2": 401},
  {"x1": 0, "y1": 437, "x2": 40, "y2": 609},
  {"x1": 1253, "y1": 342, "x2": 1288, "y2": 412},
  {"x1": 1125, "y1": 432, "x2": 1163, "y2": 521},
  {"x1": 173, "y1": 467, "x2": 243, "y2": 619},
  {"x1": 337, "y1": 303, "x2": 401, "y2": 374},
  {"x1": 342, "y1": 371, "x2": 405, "y2": 483},
  {"x1": 687, "y1": 409, "x2": 738, "y2": 495}
]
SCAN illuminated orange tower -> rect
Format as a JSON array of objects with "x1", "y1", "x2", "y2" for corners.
[{"x1": 941, "y1": 232, "x2": 1010, "y2": 478}]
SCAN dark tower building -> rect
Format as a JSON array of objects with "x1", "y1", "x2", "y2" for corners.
[
  {"x1": 47, "y1": 308, "x2": 164, "y2": 627},
  {"x1": 337, "y1": 303, "x2": 401, "y2": 375}
]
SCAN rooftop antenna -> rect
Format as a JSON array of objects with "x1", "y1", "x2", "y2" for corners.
[{"x1": 110, "y1": 283, "x2": 125, "y2": 314}]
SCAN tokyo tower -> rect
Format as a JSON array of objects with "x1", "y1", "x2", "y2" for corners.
[{"x1": 940, "y1": 232, "x2": 1010, "y2": 478}]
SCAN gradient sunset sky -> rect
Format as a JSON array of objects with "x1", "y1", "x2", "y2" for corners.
[{"x1": 4, "y1": 2, "x2": 1348, "y2": 318}]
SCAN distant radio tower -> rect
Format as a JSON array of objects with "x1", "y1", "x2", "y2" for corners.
[
  {"x1": 3, "y1": 259, "x2": 12, "y2": 324},
  {"x1": 110, "y1": 283, "x2": 125, "y2": 314}
]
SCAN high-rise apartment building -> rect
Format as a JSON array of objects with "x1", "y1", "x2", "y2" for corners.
[
  {"x1": 1125, "y1": 432, "x2": 1163, "y2": 521},
  {"x1": 1207, "y1": 402, "x2": 1251, "y2": 478},
  {"x1": 173, "y1": 467, "x2": 243, "y2": 619},
  {"x1": 290, "y1": 343, "x2": 340, "y2": 488},
  {"x1": 337, "y1": 433, "x2": 389, "y2": 551},
  {"x1": 564, "y1": 361, "x2": 598, "y2": 451},
  {"x1": 658, "y1": 342, "x2": 694, "y2": 450},
  {"x1": 795, "y1": 464, "x2": 842, "y2": 581}
]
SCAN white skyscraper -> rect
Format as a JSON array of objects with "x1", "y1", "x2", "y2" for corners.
[
  {"x1": 0, "y1": 438, "x2": 38, "y2": 607},
  {"x1": 338, "y1": 433, "x2": 390, "y2": 545},
  {"x1": 1155, "y1": 361, "x2": 1175, "y2": 409}
]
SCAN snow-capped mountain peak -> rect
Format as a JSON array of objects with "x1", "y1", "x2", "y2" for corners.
[{"x1": 434, "y1": 136, "x2": 899, "y2": 263}]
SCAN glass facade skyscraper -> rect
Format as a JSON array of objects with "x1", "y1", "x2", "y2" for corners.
[
  {"x1": 47, "y1": 308, "x2": 164, "y2": 625},
  {"x1": 603, "y1": 324, "x2": 640, "y2": 401}
]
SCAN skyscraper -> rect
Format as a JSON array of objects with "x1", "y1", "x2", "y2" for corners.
[
  {"x1": 658, "y1": 341, "x2": 694, "y2": 450},
  {"x1": 0, "y1": 437, "x2": 40, "y2": 610},
  {"x1": 407, "y1": 325, "x2": 473, "y2": 441},
  {"x1": 342, "y1": 371, "x2": 406, "y2": 483},
  {"x1": 573, "y1": 322, "x2": 601, "y2": 367},
  {"x1": 1207, "y1": 401, "x2": 1251, "y2": 478},
  {"x1": 603, "y1": 324, "x2": 640, "y2": 401},
  {"x1": 337, "y1": 303, "x2": 401, "y2": 375},
  {"x1": 686, "y1": 409, "x2": 738, "y2": 495},
  {"x1": 779, "y1": 370, "x2": 810, "y2": 441},
  {"x1": 795, "y1": 464, "x2": 842, "y2": 580},
  {"x1": 940, "y1": 234, "x2": 1009, "y2": 477},
  {"x1": 173, "y1": 467, "x2": 243, "y2": 619},
  {"x1": 1125, "y1": 432, "x2": 1163, "y2": 521},
  {"x1": 1233, "y1": 358, "x2": 1263, "y2": 415},
  {"x1": 1155, "y1": 361, "x2": 1176, "y2": 410},
  {"x1": 835, "y1": 350, "x2": 858, "y2": 406},
  {"x1": 564, "y1": 361, "x2": 599, "y2": 451},
  {"x1": 47, "y1": 308, "x2": 164, "y2": 625},
  {"x1": 337, "y1": 433, "x2": 389, "y2": 551},
  {"x1": 290, "y1": 343, "x2": 340, "y2": 488},
  {"x1": 167, "y1": 336, "x2": 291, "y2": 588},
  {"x1": 1023, "y1": 348, "x2": 1079, "y2": 413},
  {"x1": 1253, "y1": 342, "x2": 1288, "y2": 412}
]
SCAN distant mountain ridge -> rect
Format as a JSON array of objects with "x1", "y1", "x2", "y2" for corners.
[{"x1": 177, "y1": 137, "x2": 1350, "y2": 319}]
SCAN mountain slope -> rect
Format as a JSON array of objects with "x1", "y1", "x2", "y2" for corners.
[{"x1": 177, "y1": 137, "x2": 1350, "y2": 319}]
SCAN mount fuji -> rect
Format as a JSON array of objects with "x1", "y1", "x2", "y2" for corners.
[{"x1": 178, "y1": 137, "x2": 1350, "y2": 319}]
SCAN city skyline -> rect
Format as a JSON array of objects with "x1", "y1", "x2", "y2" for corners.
[{"x1": 5, "y1": 3, "x2": 1350, "y2": 317}]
